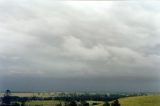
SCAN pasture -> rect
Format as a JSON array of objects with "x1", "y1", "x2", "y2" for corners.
[{"x1": 118, "y1": 95, "x2": 160, "y2": 106}]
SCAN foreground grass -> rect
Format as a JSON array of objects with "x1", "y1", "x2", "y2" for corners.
[{"x1": 118, "y1": 95, "x2": 160, "y2": 106}]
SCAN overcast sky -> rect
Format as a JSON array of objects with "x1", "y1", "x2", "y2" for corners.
[{"x1": 0, "y1": 0, "x2": 160, "y2": 92}]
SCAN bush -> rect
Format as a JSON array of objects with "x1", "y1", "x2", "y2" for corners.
[
  {"x1": 111, "y1": 100, "x2": 120, "y2": 106},
  {"x1": 11, "y1": 103, "x2": 20, "y2": 106},
  {"x1": 92, "y1": 103, "x2": 98, "y2": 105},
  {"x1": 103, "y1": 102, "x2": 110, "y2": 106}
]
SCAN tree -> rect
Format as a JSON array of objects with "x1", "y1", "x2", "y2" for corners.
[
  {"x1": 11, "y1": 103, "x2": 20, "y2": 106},
  {"x1": 56, "y1": 104, "x2": 62, "y2": 106},
  {"x1": 80, "y1": 101, "x2": 89, "y2": 106},
  {"x1": 69, "y1": 101, "x2": 77, "y2": 106},
  {"x1": 2, "y1": 90, "x2": 12, "y2": 106},
  {"x1": 21, "y1": 101, "x2": 26, "y2": 106},
  {"x1": 64, "y1": 101, "x2": 70, "y2": 106},
  {"x1": 111, "y1": 100, "x2": 120, "y2": 106},
  {"x1": 103, "y1": 102, "x2": 110, "y2": 106}
]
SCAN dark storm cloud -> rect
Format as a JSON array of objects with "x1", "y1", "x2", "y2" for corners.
[{"x1": 0, "y1": 0, "x2": 160, "y2": 91}]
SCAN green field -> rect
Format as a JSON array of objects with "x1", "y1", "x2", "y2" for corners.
[
  {"x1": 88, "y1": 95, "x2": 160, "y2": 106},
  {"x1": 118, "y1": 95, "x2": 160, "y2": 106}
]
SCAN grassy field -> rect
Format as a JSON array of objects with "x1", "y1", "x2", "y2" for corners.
[
  {"x1": 88, "y1": 95, "x2": 160, "y2": 106},
  {"x1": 118, "y1": 95, "x2": 160, "y2": 106}
]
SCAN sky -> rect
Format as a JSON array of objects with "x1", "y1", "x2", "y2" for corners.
[{"x1": 0, "y1": 0, "x2": 160, "y2": 92}]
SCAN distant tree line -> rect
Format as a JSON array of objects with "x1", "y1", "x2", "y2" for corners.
[
  {"x1": 1, "y1": 93, "x2": 126, "y2": 102},
  {"x1": 1, "y1": 90, "x2": 147, "y2": 106},
  {"x1": 54, "y1": 94, "x2": 125, "y2": 101}
]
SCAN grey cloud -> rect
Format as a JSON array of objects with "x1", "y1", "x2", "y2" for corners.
[{"x1": 0, "y1": 0, "x2": 160, "y2": 91}]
